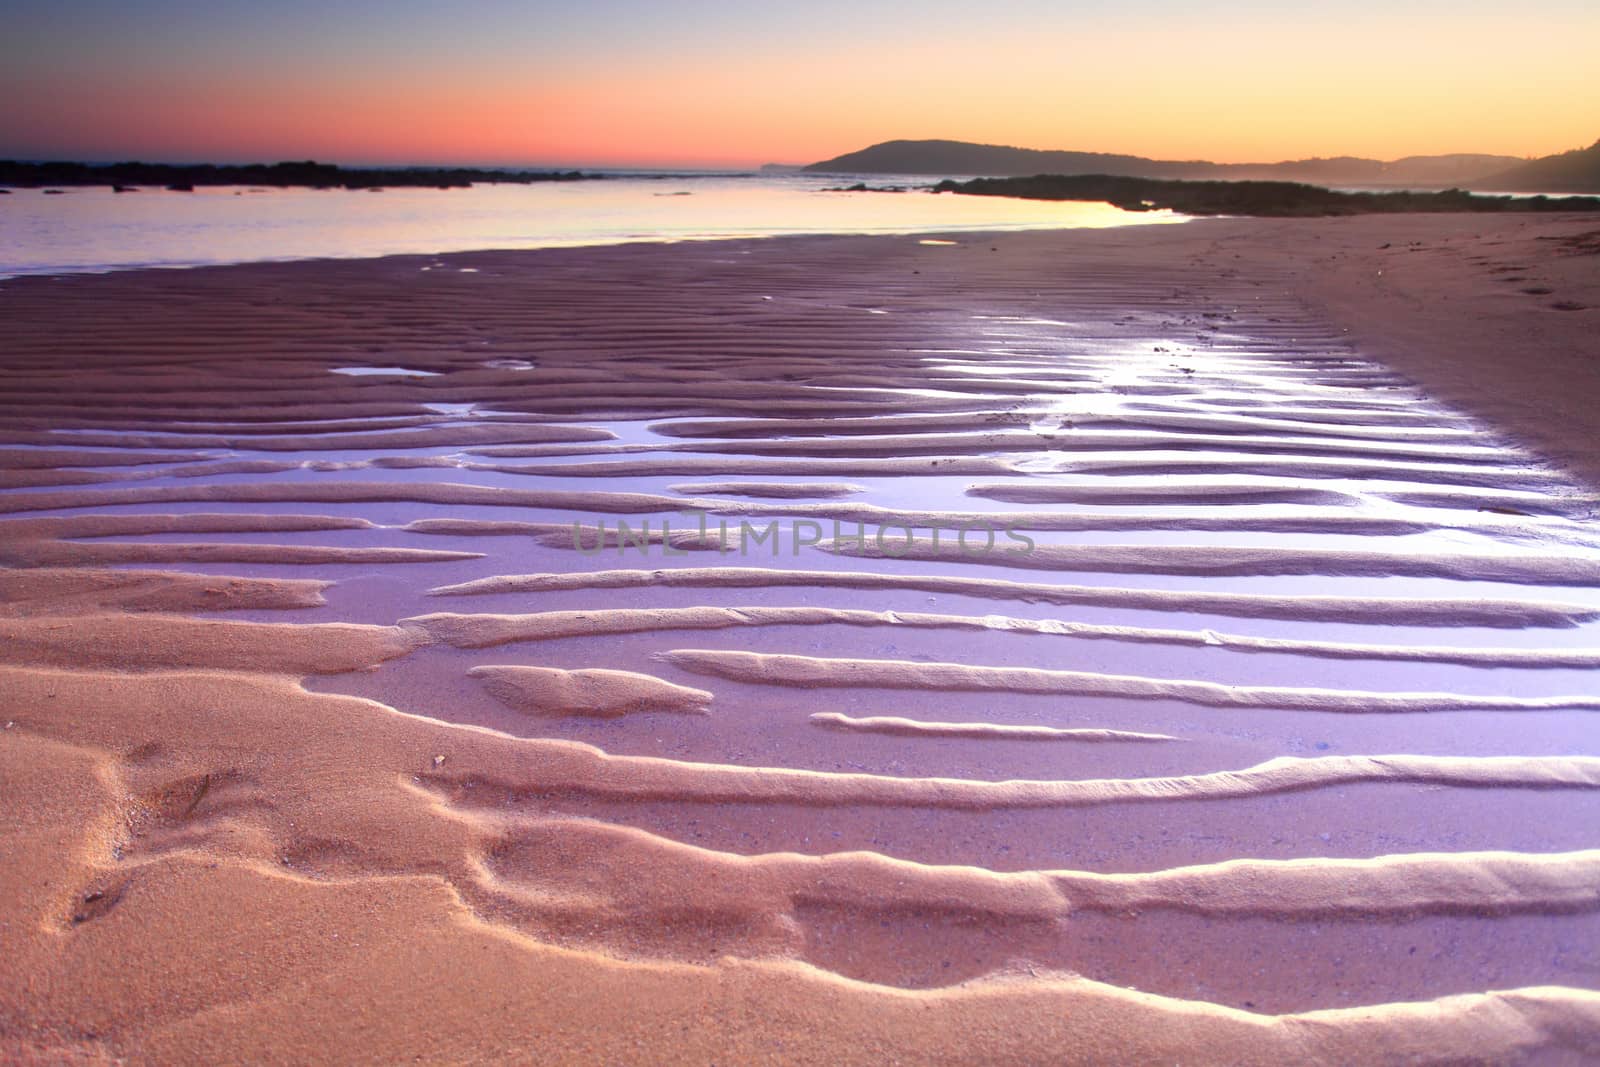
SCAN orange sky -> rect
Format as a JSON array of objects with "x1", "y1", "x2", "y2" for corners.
[{"x1": 4, "y1": 1, "x2": 1597, "y2": 167}]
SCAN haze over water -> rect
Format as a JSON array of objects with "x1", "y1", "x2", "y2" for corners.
[{"x1": 0, "y1": 172, "x2": 1182, "y2": 278}]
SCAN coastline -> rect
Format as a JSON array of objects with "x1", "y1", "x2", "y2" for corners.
[
  {"x1": 3, "y1": 214, "x2": 1600, "y2": 1064},
  {"x1": 0, "y1": 179, "x2": 1182, "y2": 279}
]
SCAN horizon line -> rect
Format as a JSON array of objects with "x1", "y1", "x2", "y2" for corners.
[{"x1": 5, "y1": 134, "x2": 1581, "y2": 175}]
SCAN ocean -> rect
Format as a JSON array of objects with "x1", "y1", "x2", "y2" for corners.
[{"x1": 0, "y1": 171, "x2": 1183, "y2": 278}]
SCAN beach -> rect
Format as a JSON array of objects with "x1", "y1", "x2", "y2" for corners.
[{"x1": 2, "y1": 212, "x2": 1599, "y2": 1064}]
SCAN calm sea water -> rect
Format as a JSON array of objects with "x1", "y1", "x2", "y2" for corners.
[{"x1": 0, "y1": 172, "x2": 1182, "y2": 278}]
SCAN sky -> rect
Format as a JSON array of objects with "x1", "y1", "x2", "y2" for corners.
[{"x1": 2, "y1": 0, "x2": 1597, "y2": 168}]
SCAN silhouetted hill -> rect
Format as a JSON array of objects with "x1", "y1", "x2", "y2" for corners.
[
  {"x1": 805, "y1": 139, "x2": 1520, "y2": 187},
  {"x1": 1473, "y1": 140, "x2": 1600, "y2": 194},
  {"x1": 808, "y1": 140, "x2": 1198, "y2": 179},
  {"x1": 932, "y1": 174, "x2": 1600, "y2": 217},
  {"x1": 0, "y1": 160, "x2": 596, "y2": 189}
]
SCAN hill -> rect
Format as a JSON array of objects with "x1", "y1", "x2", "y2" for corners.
[
  {"x1": 1473, "y1": 140, "x2": 1600, "y2": 194},
  {"x1": 804, "y1": 139, "x2": 1520, "y2": 187}
]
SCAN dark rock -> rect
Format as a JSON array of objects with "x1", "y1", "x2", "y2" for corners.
[
  {"x1": 932, "y1": 174, "x2": 1600, "y2": 217},
  {"x1": 823, "y1": 182, "x2": 912, "y2": 193}
]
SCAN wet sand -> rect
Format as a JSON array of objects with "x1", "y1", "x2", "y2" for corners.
[{"x1": 1, "y1": 214, "x2": 1598, "y2": 1064}]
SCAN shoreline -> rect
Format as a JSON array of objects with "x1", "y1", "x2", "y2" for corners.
[
  {"x1": 934, "y1": 174, "x2": 1600, "y2": 215},
  {"x1": 0, "y1": 212, "x2": 1186, "y2": 282}
]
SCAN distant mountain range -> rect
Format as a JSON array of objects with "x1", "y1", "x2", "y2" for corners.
[{"x1": 804, "y1": 138, "x2": 1600, "y2": 192}]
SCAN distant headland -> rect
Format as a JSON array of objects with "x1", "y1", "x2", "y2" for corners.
[
  {"x1": 0, "y1": 160, "x2": 597, "y2": 190},
  {"x1": 808, "y1": 138, "x2": 1600, "y2": 193}
]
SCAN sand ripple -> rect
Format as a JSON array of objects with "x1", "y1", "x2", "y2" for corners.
[{"x1": 5, "y1": 229, "x2": 1600, "y2": 1060}]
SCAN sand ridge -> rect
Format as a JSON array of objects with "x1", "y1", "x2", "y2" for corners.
[
  {"x1": 662, "y1": 648, "x2": 1600, "y2": 712},
  {"x1": 470, "y1": 665, "x2": 714, "y2": 717},
  {"x1": 412, "y1": 605, "x2": 1600, "y2": 667},
  {"x1": 429, "y1": 566, "x2": 1600, "y2": 628}
]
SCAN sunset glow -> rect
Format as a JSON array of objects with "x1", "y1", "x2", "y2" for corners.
[{"x1": 5, "y1": 0, "x2": 1597, "y2": 167}]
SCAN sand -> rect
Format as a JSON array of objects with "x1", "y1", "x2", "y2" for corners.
[{"x1": 1, "y1": 213, "x2": 1598, "y2": 1064}]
